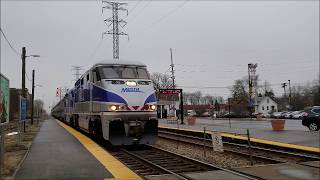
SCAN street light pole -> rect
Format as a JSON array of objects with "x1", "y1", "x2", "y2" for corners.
[
  {"x1": 21, "y1": 47, "x2": 40, "y2": 130},
  {"x1": 31, "y1": 70, "x2": 35, "y2": 125},
  {"x1": 288, "y1": 80, "x2": 292, "y2": 110},
  {"x1": 21, "y1": 47, "x2": 26, "y2": 132}
]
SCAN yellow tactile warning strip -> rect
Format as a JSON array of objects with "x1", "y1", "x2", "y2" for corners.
[
  {"x1": 158, "y1": 125, "x2": 320, "y2": 153},
  {"x1": 56, "y1": 120, "x2": 141, "y2": 180}
]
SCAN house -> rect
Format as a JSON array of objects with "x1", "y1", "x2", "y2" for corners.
[{"x1": 255, "y1": 96, "x2": 278, "y2": 114}]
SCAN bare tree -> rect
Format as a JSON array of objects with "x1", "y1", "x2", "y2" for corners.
[
  {"x1": 150, "y1": 72, "x2": 173, "y2": 91},
  {"x1": 189, "y1": 91, "x2": 202, "y2": 105},
  {"x1": 201, "y1": 94, "x2": 214, "y2": 104}
]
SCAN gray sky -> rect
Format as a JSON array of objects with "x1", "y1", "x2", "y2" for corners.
[{"x1": 1, "y1": 1, "x2": 319, "y2": 112}]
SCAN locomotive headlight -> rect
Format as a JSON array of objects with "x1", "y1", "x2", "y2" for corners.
[
  {"x1": 150, "y1": 105, "x2": 156, "y2": 110},
  {"x1": 126, "y1": 81, "x2": 137, "y2": 86},
  {"x1": 110, "y1": 105, "x2": 117, "y2": 111}
]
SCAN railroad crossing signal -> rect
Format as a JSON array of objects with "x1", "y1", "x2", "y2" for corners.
[{"x1": 56, "y1": 88, "x2": 61, "y2": 97}]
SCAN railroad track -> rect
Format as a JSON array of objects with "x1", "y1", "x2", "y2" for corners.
[
  {"x1": 111, "y1": 145, "x2": 264, "y2": 180},
  {"x1": 158, "y1": 129, "x2": 320, "y2": 163}
]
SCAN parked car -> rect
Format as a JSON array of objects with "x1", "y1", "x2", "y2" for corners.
[
  {"x1": 271, "y1": 112, "x2": 282, "y2": 118},
  {"x1": 280, "y1": 112, "x2": 289, "y2": 119},
  {"x1": 290, "y1": 111, "x2": 302, "y2": 119},
  {"x1": 222, "y1": 112, "x2": 237, "y2": 118},
  {"x1": 261, "y1": 113, "x2": 271, "y2": 118},
  {"x1": 284, "y1": 111, "x2": 293, "y2": 119},
  {"x1": 293, "y1": 111, "x2": 304, "y2": 119},
  {"x1": 302, "y1": 106, "x2": 320, "y2": 131}
]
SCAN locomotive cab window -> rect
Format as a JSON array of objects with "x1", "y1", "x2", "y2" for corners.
[
  {"x1": 93, "y1": 68, "x2": 101, "y2": 82},
  {"x1": 98, "y1": 66, "x2": 150, "y2": 79},
  {"x1": 80, "y1": 78, "x2": 84, "y2": 86}
]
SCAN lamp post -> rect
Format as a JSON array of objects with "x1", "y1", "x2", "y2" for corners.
[
  {"x1": 288, "y1": 80, "x2": 292, "y2": 110},
  {"x1": 21, "y1": 47, "x2": 40, "y2": 131},
  {"x1": 31, "y1": 77, "x2": 43, "y2": 126}
]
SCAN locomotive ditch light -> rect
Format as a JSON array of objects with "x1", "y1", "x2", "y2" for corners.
[
  {"x1": 150, "y1": 105, "x2": 156, "y2": 110},
  {"x1": 126, "y1": 81, "x2": 137, "y2": 86},
  {"x1": 110, "y1": 105, "x2": 117, "y2": 111}
]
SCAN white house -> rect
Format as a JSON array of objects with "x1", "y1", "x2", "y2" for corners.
[{"x1": 255, "y1": 96, "x2": 278, "y2": 114}]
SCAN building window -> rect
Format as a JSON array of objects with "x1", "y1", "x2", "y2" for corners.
[
  {"x1": 267, "y1": 98, "x2": 269, "y2": 103},
  {"x1": 262, "y1": 106, "x2": 264, "y2": 110},
  {"x1": 271, "y1": 106, "x2": 275, "y2": 110},
  {"x1": 267, "y1": 106, "x2": 269, "y2": 110}
]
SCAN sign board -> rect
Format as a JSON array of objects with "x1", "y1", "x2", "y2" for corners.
[
  {"x1": 20, "y1": 97, "x2": 27, "y2": 122},
  {"x1": 0, "y1": 74, "x2": 9, "y2": 125},
  {"x1": 159, "y1": 89, "x2": 181, "y2": 95},
  {"x1": 211, "y1": 131, "x2": 224, "y2": 152}
]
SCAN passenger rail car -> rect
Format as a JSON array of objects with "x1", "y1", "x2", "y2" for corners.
[{"x1": 51, "y1": 60, "x2": 158, "y2": 145}]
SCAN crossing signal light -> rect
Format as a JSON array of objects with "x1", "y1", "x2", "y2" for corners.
[{"x1": 56, "y1": 88, "x2": 60, "y2": 97}]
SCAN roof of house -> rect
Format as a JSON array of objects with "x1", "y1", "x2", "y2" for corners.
[{"x1": 256, "y1": 96, "x2": 277, "y2": 105}]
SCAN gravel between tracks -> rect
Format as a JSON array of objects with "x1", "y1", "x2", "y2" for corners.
[{"x1": 154, "y1": 138, "x2": 267, "y2": 169}]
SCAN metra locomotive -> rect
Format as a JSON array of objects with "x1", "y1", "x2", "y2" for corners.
[{"x1": 51, "y1": 60, "x2": 158, "y2": 145}]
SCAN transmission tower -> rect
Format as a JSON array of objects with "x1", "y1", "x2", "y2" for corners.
[
  {"x1": 248, "y1": 63, "x2": 258, "y2": 113},
  {"x1": 102, "y1": 1, "x2": 128, "y2": 59},
  {"x1": 170, "y1": 48, "x2": 175, "y2": 89},
  {"x1": 71, "y1": 66, "x2": 83, "y2": 82}
]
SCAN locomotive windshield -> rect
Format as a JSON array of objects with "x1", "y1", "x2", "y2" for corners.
[{"x1": 99, "y1": 66, "x2": 150, "y2": 79}]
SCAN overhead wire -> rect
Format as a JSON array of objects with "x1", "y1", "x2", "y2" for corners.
[
  {"x1": 139, "y1": 0, "x2": 189, "y2": 34},
  {"x1": 0, "y1": 27, "x2": 21, "y2": 57},
  {"x1": 129, "y1": 0, "x2": 143, "y2": 15},
  {"x1": 127, "y1": 0, "x2": 152, "y2": 23}
]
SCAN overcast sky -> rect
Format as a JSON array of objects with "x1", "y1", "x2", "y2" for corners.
[{"x1": 1, "y1": 1, "x2": 319, "y2": 112}]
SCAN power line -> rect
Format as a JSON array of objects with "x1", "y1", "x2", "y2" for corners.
[
  {"x1": 71, "y1": 66, "x2": 83, "y2": 82},
  {"x1": 140, "y1": 0, "x2": 189, "y2": 33},
  {"x1": 129, "y1": 0, "x2": 142, "y2": 14},
  {"x1": 25, "y1": 72, "x2": 32, "y2": 82},
  {"x1": 178, "y1": 85, "x2": 231, "y2": 89},
  {"x1": 127, "y1": 0, "x2": 152, "y2": 23},
  {"x1": 0, "y1": 28, "x2": 20, "y2": 56}
]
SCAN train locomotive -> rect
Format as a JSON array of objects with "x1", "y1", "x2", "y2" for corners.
[{"x1": 51, "y1": 60, "x2": 158, "y2": 145}]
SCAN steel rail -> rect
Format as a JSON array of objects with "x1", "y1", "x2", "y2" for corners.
[
  {"x1": 120, "y1": 148, "x2": 189, "y2": 180},
  {"x1": 158, "y1": 129, "x2": 320, "y2": 161},
  {"x1": 158, "y1": 132, "x2": 284, "y2": 164},
  {"x1": 148, "y1": 145, "x2": 265, "y2": 180},
  {"x1": 118, "y1": 145, "x2": 264, "y2": 180}
]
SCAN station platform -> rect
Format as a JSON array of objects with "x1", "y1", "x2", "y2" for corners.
[
  {"x1": 235, "y1": 162, "x2": 320, "y2": 180},
  {"x1": 15, "y1": 119, "x2": 141, "y2": 180},
  {"x1": 158, "y1": 118, "x2": 320, "y2": 153}
]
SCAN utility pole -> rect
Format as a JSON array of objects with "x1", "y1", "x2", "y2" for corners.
[
  {"x1": 102, "y1": 1, "x2": 128, "y2": 59},
  {"x1": 281, "y1": 83, "x2": 287, "y2": 97},
  {"x1": 170, "y1": 48, "x2": 175, "y2": 89},
  {"x1": 21, "y1": 47, "x2": 26, "y2": 132},
  {"x1": 31, "y1": 70, "x2": 35, "y2": 125},
  {"x1": 288, "y1": 80, "x2": 292, "y2": 110}
]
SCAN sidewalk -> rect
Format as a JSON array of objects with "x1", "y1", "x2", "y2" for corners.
[{"x1": 15, "y1": 120, "x2": 112, "y2": 180}]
